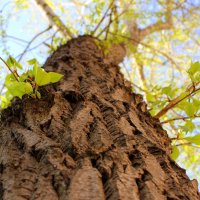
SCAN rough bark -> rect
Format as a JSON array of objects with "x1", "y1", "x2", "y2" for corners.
[{"x1": 0, "y1": 35, "x2": 199, "y2": 200}]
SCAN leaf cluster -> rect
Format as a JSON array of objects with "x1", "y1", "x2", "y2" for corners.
[{"x1": 0, "y1": 57, "x2": 63, "y2": 109}]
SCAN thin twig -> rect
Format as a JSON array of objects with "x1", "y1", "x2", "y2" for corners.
[
  {"x1": 17, "y1": 26, "x2": 52, "y2": 62},
  {"x1": 6, "y1": 35, "x2": 29, "y2": 43},
  {"x1": 51, "y1": 31, "x2": 59, "y2": 48},
  {"x1": 25, "y1": 35, "x2": 53, "y2": 52},
  {"x1": 122, "y1": 62, "x2": 131, "y2": 80},
  {"x1": 176, "y1": 142, "x2": 192, "y2": 147},
  {"x1": 134, "y1": 54, "x2": 148, "y2": 89},
  {"x1": 0, "y1": 57, "x2": 19, "y2": 81},
  {"x1": 0, "y1": 1, "x2": 11, "y2": 12},
  {"x1": 122, "y1": 62, "x2": 146, "y2": 92},
  {"x1": 176, "y1": 142, "x2": 200, "y2": 148},
  {"x1": 161, "y1": 115, "x2": 200, "y2": 124},
  {"x1": 92, "y1": 0, "x2": 114, "y2": 35},
  {"x1": 97, "y1": 0, "x2": 134, "y2": 38},
  {"x1": 112, "y1": 0, "x2": 119, "y2": 33},
  {"x1": 105, "y1": 11, "x2": 113, "y2": 40}
]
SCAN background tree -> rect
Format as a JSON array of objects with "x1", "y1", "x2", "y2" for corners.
[{"x1": 0, "y1": 0, "x2": 200, "y2": 198}]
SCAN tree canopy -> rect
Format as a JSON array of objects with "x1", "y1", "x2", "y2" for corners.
[{"x1": 0, "y1": 0, "x2": 200, "y2": 185}]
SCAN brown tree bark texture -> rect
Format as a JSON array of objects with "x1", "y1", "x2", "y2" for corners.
[{"x1": 0, "y1": 36, "x2": 199, "y2": 200}]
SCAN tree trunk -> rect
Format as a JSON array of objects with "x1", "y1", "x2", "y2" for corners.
[{"x1": 0, "y1": 36, "x2": 199, "y2": 200}]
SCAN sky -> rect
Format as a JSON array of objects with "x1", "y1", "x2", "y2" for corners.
[{"x1": 0, "y1": 1, "x2": 52, "y2": 64}]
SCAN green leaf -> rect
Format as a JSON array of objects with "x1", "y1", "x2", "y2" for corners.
[
  {"x1": 33, "y1": 65, "x2": 50, "y2": 86},
  {"x1": 48, "y1": 72, "x2": 64, "y2": 83},
  {"x1": 6, "y1": 81, "x2": 33, "y2": 99},
  {"x1": 193, "y1": 72, "x2": 200, "y2": 82},
  {"x1": 162, "y1": 86, "x2": 171, "y2": 94},
  {"x1": 19, "y1": 72, "x2": 29, "y2": 82},
  {"x1": 178, "y1": 91, "x2": 190, "y2": 100},
  {"x1": 24, "y1": 82, "x2": 33, "y2": 94},
  {"x1": 181, "y1": 120, "x2": 195, "y2": 133},
  {"x1": 185, "y1": 134, "x2": 200, "y2": 145},
  {"x1": 0, "y1": 95, "x2": 10, "y2": 109},
  {"x1": 30, "y1": 93, "x2": 36, "y2": 98},
  {"x1": 4, "y1": 74, "x2": 16, "y2": 85},
  {"x1": 146, "y1": 93, "x2": 155, "y2": 102},
  {"x1": 27, "y1": 58, "x2": 38, "y2": 66},
  {"x1": 7, "y1": 56, "x2": 22, "y2": 69},
  {"x1": 1, "y1": 57, "x2": 63, "y2": 109},
  {"x1": 188, "y1": 62, "x2": 200, "y2": 75},
  {"x1": 184, "y1": 102, "x2": 196, "y2": 116},
  {"x1": 187, "y1": 62, "x2": 200, "y2": 82},
  {"x1": 36, "y1": 91, "x2": 41, "y2": 99},
  {"x1": 5, "y1": 90, "x2": 13, "y2": 100},
  {"x1": 171, "y1": 146, "x2": 180, "y2": 160},
  {"x1": 31, "y1": 64, "x2": 63, "y2": 86},
  {"x1": 27, "y1": 69, "x2": 34, "y2": 78},
  {"x1": 193, "y1": 98, "x2": 200, "y2": 107}
]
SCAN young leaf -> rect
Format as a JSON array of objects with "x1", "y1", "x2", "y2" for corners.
[
  {"x1": 36, "y1": 91, "x2": 41, "y2": 99},
  {"x1": 19, "y1": 72, "x2": 29, "y2": 82},
  {"x1": 7, "y1": 56, "x2": 22, "y2": 69},
  {"x1": 171, "y1": 146, "x2": 180, "y2": 160},
  {"x1": 48, "y1": 72, "x2": 64, "y2": 83},
  {"x1": 180, "y1": 120, "x2": 196, "y2": 133},
  {"x1": 182, "y1": 102, "x2": 196, "y2": 116},
  {"x1": 187, "y1": 62, "x2": 200, "y2": 83},
  {"x1": 185, "y1": 134, "x2": 200, "y2": 145},
  {"x1": 6, "y1": 82, "x2": 33, "y2": 99},
  {"x1": 24, "y1": 82, "x2": 33, "y2": 94},
  {"x1": 27, "y1": 58, "x2": 38, "y2": 66},
  {"x1": 146, "y1": 93, "x2": 155, "y2": 102},
  {"x1": 1, "y1": 58, "x2": 64, "y2": 109},
  {"x1": 0, "y1": 95, "x2": 10, "y2": 109},
  {"x1": 33, "y1": 65, "x2": 50, "y2": 86},
  {"x1": 5, "y1": 74, "x2": 16, "y2": 85},
  {"x1": 32, "y1": 64, "x2": 63, "y2": 86},
  {"x1": 27, "y1": 69, "x2": 34, "y2": 78}
]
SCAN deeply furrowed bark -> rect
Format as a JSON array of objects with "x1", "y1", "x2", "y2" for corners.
[{"x1": 0, "y1": 36, "x2": 199, "y2": 200}]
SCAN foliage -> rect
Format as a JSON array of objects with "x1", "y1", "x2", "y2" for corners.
[
  {"x1": 143, "y1": 61, "x2": 200, "y2": 160},
  {"x1": 0, "y1": 56, "x2": 63, "y2": 109}
]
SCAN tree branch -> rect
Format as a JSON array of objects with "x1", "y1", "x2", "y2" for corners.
[
  {"x1": 154, "y1": 85, "x2": 200, "y2": 119},
  {"x1": 108, "y1": 32, "x2": 181, "y2": 71},
  {"x1": 34, "y1": 0, "x2": 73, "y2": 38},
  {"x1": 139, "y1": 0, "x2": 173, "y2": 40}
]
